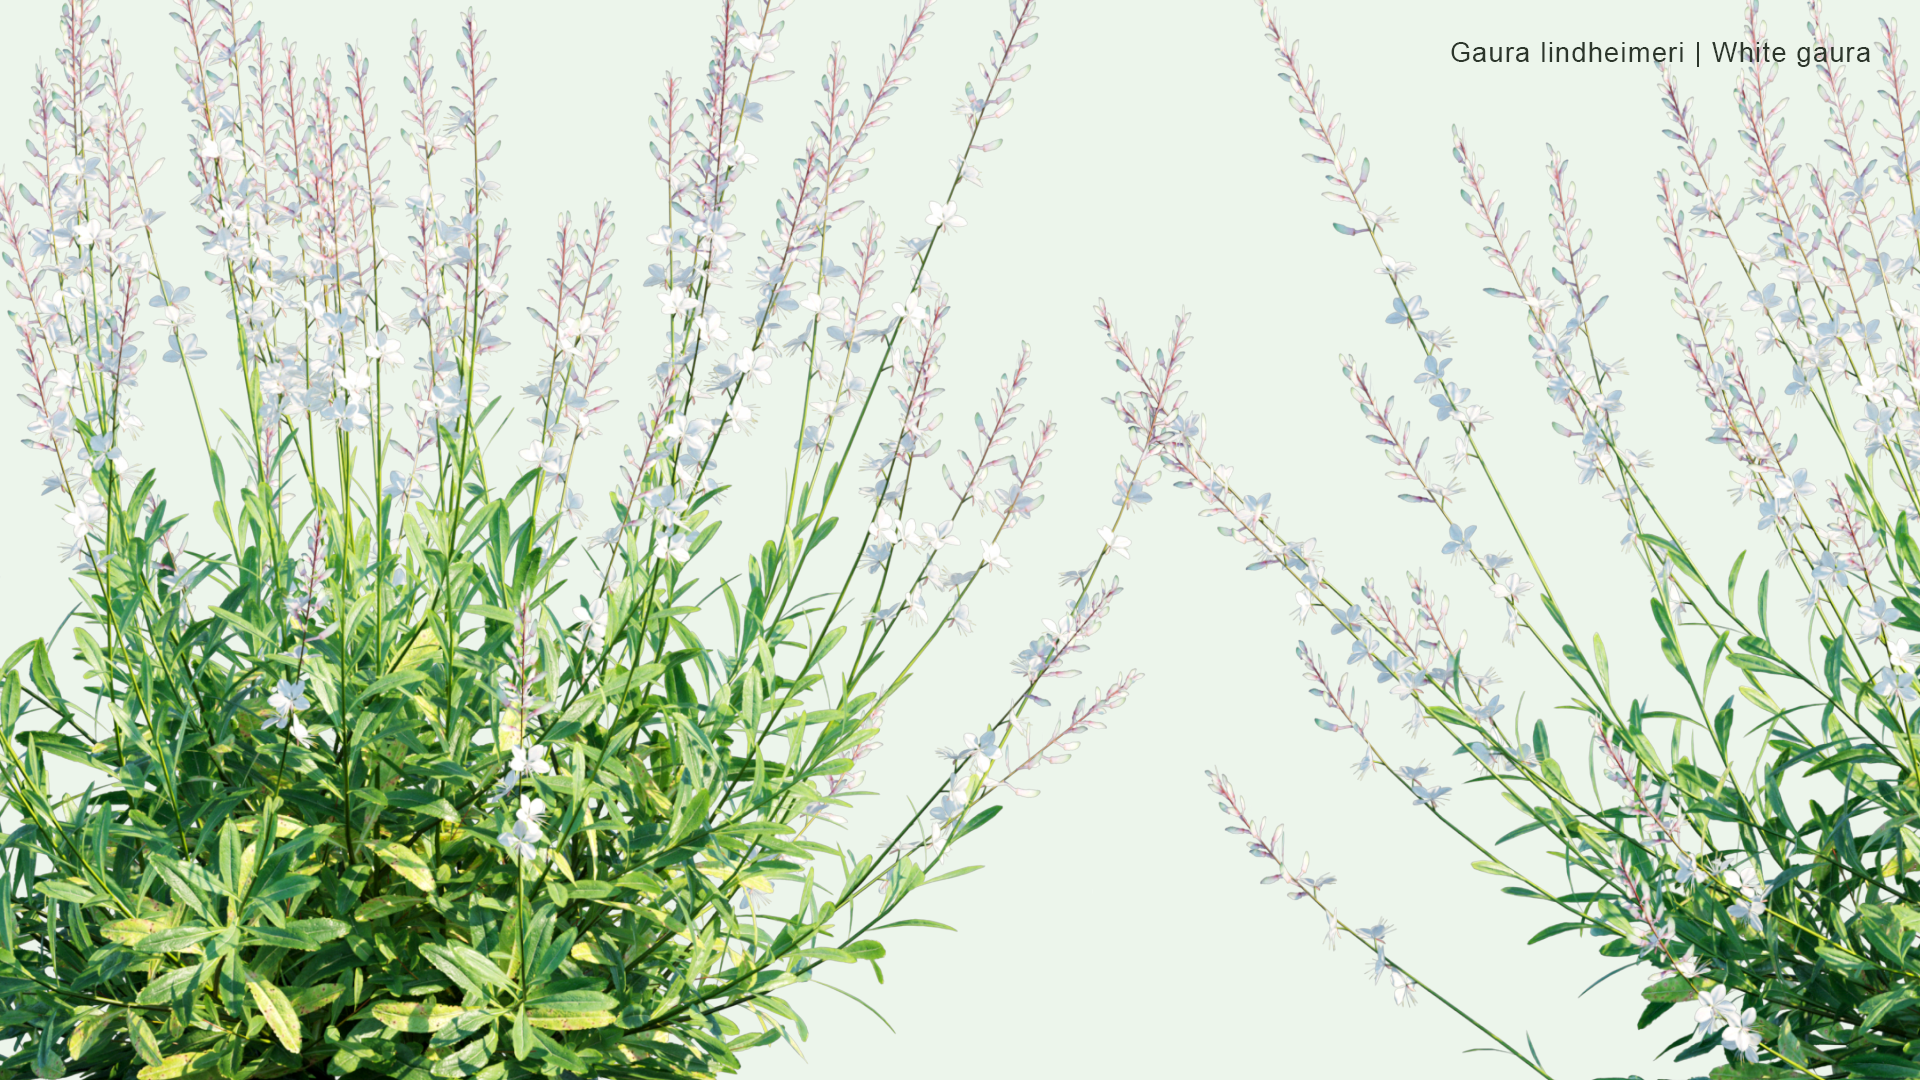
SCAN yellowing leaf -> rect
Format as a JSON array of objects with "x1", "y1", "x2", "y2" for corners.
[
  {"x1": 354, "y1": 895, "x2": 425, "y2": 921},
  {"x1": 288, "y1": 983, "x2": 345, "y2": 1015},
  {"x1": 246, "y1": 973, "x2": 302, "y2": 1053},
  {"x1": 233, "y1": 815, "x2": 308, "y2": 840},
  {"x1": 697, "y1": 867, "x2": 772, "y2": 893},
  {"x1": 371, "y1": 1002, "x2": 467, "y2": 1033},
  {"x1": 101, "y1": 918, "x2": 159, "y2": 946},
  {"x1": 569, "y1": 938, "x2": 623, "y2": 966},
  {"x1": 526, "y1": 1011, "x2": 616, "y2": 1031},
  {"x1": 137, "y1": 1054, "x2": 207, "y2": 1080},
  {"x1": 127, "y1": 1013, "x2": 164, "y2": 1067},
  {"x1": 67, "y1": 1011, "x2": 109, "y2": 1057},
  {"x1": 365, "y1": 840, "x2": 436, "y2": 894},
  {"x1": 391, "y1": 634, "x2": 442, "y2": 674}
]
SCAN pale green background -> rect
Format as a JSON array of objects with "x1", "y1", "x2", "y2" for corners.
[{"x1": 0, "y1": 0, "x2": 1900, "y2": 1076}]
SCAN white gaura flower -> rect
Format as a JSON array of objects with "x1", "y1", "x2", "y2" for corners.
[
  {"x1": 268, "y1": 678, "x2": 310, "y2": 714},
  {"x1": 657, "y1": 286, "x2": 696, "y2": 315},
  {"x1": 929, "y1": 791, "x2": 966, "y2": 826},
  {"x1": 1663, "y1": 952, "x2": 1705, "y2": 980},
  {"x1": 1097, "y1": 526, "x2": 1131, "y2": 559},
  {"x1": 1693, "y1": 985, "x2": 1741, "y2": 1035},
  {"x1": 197, "y1": 135, "x2": 240, "y2": 163},
  {"x1": 1292, "y1": 591, "x2": 1314, "y2": 624},
  {"x1": 963, "y1": 728, "x2": 1002, "y2": 773},
  {"x1": 516, "y1": 794, "x2": 548, "y2": 827},
  {"x1": 508, "y1": 743, "x2": 553, "y2": 777},
  {"x1": 798, "y1": 293, "x2": 841, "y2": 318},
  {"x1": 980, "y1": 540, "x2": 1011, "y2": 573},
  {"x1": 1374, "y1": 254, "x2": 1416, "y2": 278},
  {"x1": 365, "y1": 335, "x2": 404, "y2": 368},
  {"x1": 262, "y1": 711, "x2": 310, "y2": 747},
  {"x1": 1352, "y1": 917, "x2": 1392, "y2": 945},
  {"x1": 1891, "y1": 638, "x2": 1920, "y2": 671},
  {"x1": 499, "y1": 818, "x2": 543, "y2": 862},
  {"x1": 946, "y1": 603, "x2": 974, "y2": 636},
  {"x1": 1490, "y1": 573, "x2": 1532, "y2": 601},
  {"x1": 891, "y1": 296, "x2": 929, "y2": 326},
  {"x1": 925, "y1": 201, "x2": 966, "y2": 229},
  {"x1": 1673, "y1": 852, "x2": 1702, "y2": 886},
  {"x1": 1285, "y1": 852, "x2": 1335, "y2": 900},
  {"x1": 62, "y1": 489, "x2": 107, "y2": 539},
  {"x1": 1721, "y1": 1007, "x2": 1761, "y2": 1063},
  {"x1": 801, "y1": 801, "x2": 847, "y2": 825},
  {"x1": 1389, "y1": 968, "x2": 1419, "y2": 1007},
  {"x1": 1625, "y1": 919, "x2": 1675, "y2": 956},
  {"x1": 571, "y1": 597, "x2": 609, "y2": 648}
]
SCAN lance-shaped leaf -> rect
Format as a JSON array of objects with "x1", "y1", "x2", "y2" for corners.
[
  {"x1": 371, "y1": 1002, "x2": 469, "y2": 1033},
  {"x1": 288, "y1": 983, "x2": 344, "y2": 1015},
  {"x1": 526, "y1": 987, "x2": 619, "y2": 1029},
  {"x1": 365, "y1": 839, "x2": 437, "y2": 893},
  {"x1": 245, "y1": 972, "x2": 302, "y2": 1052},
  {"x1": 136, "y1": 1052, "x2": 216, "y2": 1080},
  {"x1": 126, "y1": 1012, "x2": 164, "y2": 1067}
]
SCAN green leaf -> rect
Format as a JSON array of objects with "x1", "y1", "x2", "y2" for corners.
[
  {"x1": 525, "y1": 1011, "x2": 616, "y2": 1030},
  {"x1": 1727, "y1": 651, "x2": 1792, "y2": 676},
  {"x1": 28, "y1": 640, "x2": 67, "y2": 718},
  {"x1": 1639, "y1": 534, "x2": 1705, "y2": 587},
  {"x1": 871, "y1": 919, "x2": 956, "y2": 932},
  {"x1": 354, "y1": 894, "x2": 424, "y2": 921},
  {"x1": 953, "y1": 804, "x2": 1002, "y2": 842},
  {"x1": 428, "y1": 1036, "x2": 493, "y2": 1077},
  {"x1": 922, "y1": 864, "x2": 983, "y2": 885},
  {"x1": 285, "y1": 917, "x2": 350, "y2": 942},
  {"x1": 243, "y1": 925, "x2": 322, "y2": 951},
  {"x1": 352, "y1": 668, "x2": 430, "y2": 709},
  {"x1": 135, "y1": 964, "x2": 206, "y2": 1005},
  {"x1": 135, "y1": 926, "x2": 220, "y2": 954},
  {"x1": 250, "y1": 873, "x2": 320, "y2": 906},
  {"x1": 1707, "y1": 1064, "x2": 1793, "y2": 1079},
  {"x1": 1527, "y1": 921, "x2": 1585, "y2": 944},
  {"x1": 526, "y1": 988, "x2": 618, "y2": 1012},
  {"x1": 1643, "y1": 975, "x2": 1713, "y2": 1003},
  {"x1": 1830, "y1": 1052, "x2": 1920, "y2": 1078},
  {"x1": 35, "y1": 879, "x2": 98, "y2": 904},
  {"x1": 207, "y1": 605, "x2": 270, "y2": 645},
  {"x1": 436, "y1": 944, "x2": 513, "y2": 990}
]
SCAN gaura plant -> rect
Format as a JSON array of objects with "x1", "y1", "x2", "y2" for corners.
[
  {"x1": 0, "y1": 2, "x2": 1142, "y2": 1078},
  {"x1": 1109, "y1": 1, "x2": 1920, "y2": 1077}
]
